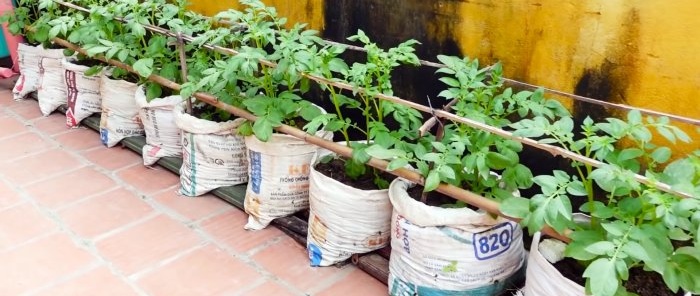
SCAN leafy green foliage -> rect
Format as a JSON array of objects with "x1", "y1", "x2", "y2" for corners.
[{"x1": 508, "y1": 106, "x2": 700, "y2": 295}]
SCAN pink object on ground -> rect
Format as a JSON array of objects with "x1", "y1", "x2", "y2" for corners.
[
  {"x1": 0, "y1": 66, "x2": 15, "y2": 78},
  {"x1": 0, "y1": 0, "x2": 24, "y2": 73}
]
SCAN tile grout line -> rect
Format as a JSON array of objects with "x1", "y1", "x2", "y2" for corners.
[
  {"x1": 1, "y1": 104, "x2": 155, "y2": 296},
  {"x1": 0, "y1": 175, "x2": 151, "y2": 296},
  {"x1": 3, "y1": 99, "x2": 363, "y2": 296}
]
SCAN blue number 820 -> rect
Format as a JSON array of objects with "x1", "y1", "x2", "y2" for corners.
[{"x1": 472, "y1": 223, "x2": 514, "y2": 260}]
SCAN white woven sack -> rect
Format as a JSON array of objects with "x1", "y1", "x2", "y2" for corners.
[
  {"x1": 521, "y1": 232, "x2": 585, "y2": 296},
  {"x1": 306, "y1": 150, "x2": 392, "y2": 266},
  {"x1": 388, "y1": 178, "x2": 526, "y2": 295},
  {"x1": 522, "y1": 227, "x2": 693, "y2": 296},
  {"x1": 12, "y1": 43, "x2": 42, "y2": 100},
  {"x1": 99, "y1": 74, "x2": 144, "y2": 147},
  {"x1": 37, "y1": 47, "x2": 67, "y2": 116},
  {"x1": 174, "y1": 103, "x2": 248, "y2": 197},
  {"x1": 135, "y1": 85, "x2": 182, "y2": 166},
  {"x1": 62, "y1": 58, "x2": 101, "y2": 127},
  {"x1": 243, "y1": 130, "x2": 331, "y2": 231}
]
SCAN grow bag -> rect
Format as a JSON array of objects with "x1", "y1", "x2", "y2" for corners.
[
  {"x1": 520, "y1": 219, "x2": 693, "y2": 296},
  {"x1": 135, "y1": 85, "x2": 182, "y2": 166},
  {"x1": 243, "y1": 131, "x2": 331, "y2": 231},
  {"x1": 306, "y1": 150, "x2": 393, "y2": 266},
  {"x1": 62, "y1": 58, "x2": 101, "y2": 127},
  {"x1": 36, "y1": 47, "x2": 67, "y2": 116},
  {"x1": 388, "y1": 178, "x2": 525, "y2": 295},
  {"x1": 174, "y1": 103, "x2": 248, "y2": 197},
  {"x1": 12, "y1": 43, "x2": 41, "y2": 100},
  {"x1": 99, "y1": 73, "x2": 143, "y2": 147},
  {"x1": 521, "y1": 232, "x2": 584, "y2": 296}
]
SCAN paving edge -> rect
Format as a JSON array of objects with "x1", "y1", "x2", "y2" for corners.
[{"x1": 26, "y1": 96, "x2": 390, "y2": 285}]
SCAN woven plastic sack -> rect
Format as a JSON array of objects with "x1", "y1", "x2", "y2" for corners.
[
  {"x1": 36, "y1": 47, "x2": 67, "y2": 116},
  {"x1": 243, "y1": 131, "x2": 331, "y2": 231},
  {"x1": 306, "y1": 151, "x2": 392, "y2": 266},
  {"x1": 388, "y1": 178, "x2": 526, "y2": 296},
  {"x1": 12, "y1": 43, "x2": 41, "y2": 100},
  {"x1": 99, "y1": 74, "x2": 144, "y2": 147},
  {"x1": 174, "y1": 103, "x2": 248, "y2": 196},
  {"x1": 135, "y1": 85, "x2": 182, "y2": 166},
  {"x1": 62, "y1": 58, "x2": 101, "y2": 127},
  {"x1": 521, "y1": 232, "x2": 584, "y2": 296}
]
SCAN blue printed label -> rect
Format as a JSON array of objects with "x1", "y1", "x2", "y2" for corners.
[
  {"x1": 100, "y1": 128, "x2": 108, "y2": 146},
  {"x1": 249, "y1": 150, "x2": 262, "y2": 194},
  {"x1": 308, "y1": 243, "x2": 322, "y2": 267},
  {"x1": 472, "y1": 222, "x2": 513, "y2": 260}
]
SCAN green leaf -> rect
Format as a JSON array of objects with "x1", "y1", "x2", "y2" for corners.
[
  {"x1": 533, "y1": 175, "x2": 558, "y2": 195},
  {"x1": 601, "y1": 222, "x2": 626, "y2": 236},
  {"x1": 350, "y1": 144, "x2": 372, "y2": 164},
  {"x1": 85, "y1": 45, "x2": 111, "y2": 57},
  {"x1": 500, "y1": 196, "x2": 530, "y2": 219},
  {"x1": 585, "y1": 241, "x2": 615, "y2": 255},
  {"x1": 618, "y1": 148, "x2": 644, "y2": 161},
  {"x1": 583, "y1": 258, "x2": 619, "y2": 296},
  {"x1": 133, "y1": 58, "x2": 154, "y2": 78},
  {"x1": 431, "y1": 141, "x2": 447, "y2": 152},
  {"x1": 627, "y1": 109, "x2": 642, "y2": 125},
  {"x1": 386, "y1": 158, "x2": 409, "y2": 171},
  {"x1": 566, "y1": 181, "x2": 588, "y2": 196},
  {"x1": 84, "y1": 66, "x2": 103, "y2": 77},
  {"x1": 622, "y1": 241, "x2": 650, "y2": 262},
  {"x1": 650, "y1": 147, "x2": 672, "y2": 163},
  {"x1": 237, "y1": 121, "x2": 253, "y2": 136},
  {"x1": 486, "y1": 151, "x2": 514, "y2": 170},
  {"x1": 365, "y1": 145, "x2": 406, "y2": 160},
  {"x1": 438, "y1": 77, "x2": 460, "y2": 87},
  {"x1": 424, "y1": 170, "x2": 440, "y2": 192},
  {"x1": 421, "y1": 152, "x2": 441, "y2": 163},
  {"x1": 145, "y1": 83, "x2": 162, "y2": 101},
  {"x1": 252, "y1": 118, "x2": 274, "y2": 142},
  {"x1": 48, "y1": 25, "x2": 61, "y2": 38},
  {"x1": 437, "y1": 165, "x2": 456, "y2": 180}
]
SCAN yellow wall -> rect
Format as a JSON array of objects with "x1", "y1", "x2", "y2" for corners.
[
  {"x1": 188, "y1": 0, "x2": 324, "y2": 31},
  {"x1": 189, "y1": 0, "x2": 699, "y2": 155}
]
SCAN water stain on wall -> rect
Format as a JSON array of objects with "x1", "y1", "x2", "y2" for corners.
[
  {"x1": 573, "y1": 8, "x2": 641, "y2": 125},
  {"x1": 323, "y1": 0, "x2": 464, "y2": 107}
]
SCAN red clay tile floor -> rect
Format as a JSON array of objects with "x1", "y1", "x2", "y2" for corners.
[{"x1": 0, "y1": 81, "x2": 386, "y2": 295}]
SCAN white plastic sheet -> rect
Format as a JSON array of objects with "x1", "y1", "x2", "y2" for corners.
[
  {"x1": 135, "y1": 85, "x2": 182, "y2": 166},
  {"x1": 36, "y1": 47, "x2": 67, "y2": 116},
  {"x1": 388, "y1": 178, "x2": 526, "y2": 295},
  {"x1": 62, "y1": 58, "x2": 101, "y2": 127},
  {"x1": 243, "y1": 132, "x2": 330, "y2": 230},
  {"x1": 12, "y1": 43, "x2": 41, "y2": 100},
  {"x1": 99, "y1": 74, "x2": 144, "y2": 147},
  {"x1": 174, "y1": 103, "x2": 248, "y2": 196},
  {"x1": 306, "y1": 151, "x2": 392, "y2": 266}
]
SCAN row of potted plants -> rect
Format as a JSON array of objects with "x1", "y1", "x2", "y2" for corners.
[{"x1": 4, "y1": 0, "x2": 699, "y2": 295}]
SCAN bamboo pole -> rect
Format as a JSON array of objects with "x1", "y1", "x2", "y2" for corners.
[
  {"x1": 51, "y1": 0, "x2": 700, "y2": 127},
  {"x1": 176, "y1": 32, "x2": 193, "y2": 115},
  {"x1": 52, "y1": 36, "x2": 573, "y2": 242}
]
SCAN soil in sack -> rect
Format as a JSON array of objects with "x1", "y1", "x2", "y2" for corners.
[
  {"x1": 135, "y1": 85, "x2": 181, "y2": 166},
  {"x1": 37, "y1": 46, "x2": 68, "y2": 116},
  {"x1": 306, "y1": 154, "x2": 396, "y2": 267},
  {"x1": 552, "y1": 251, "x2": 684, "y2": 296},
  {"x1": 243, "y1": 125, "x2": 332, "y2": 231},
  {"x1": 174, "y1": 103, "x2": 248, "y2": 197},
  {"x1": 525, "y1": 226, "x2": 689, "y2": 296},
  {"x1": 99, "y1": 73, "x2": 144, "y2": 147},
  {"x1": 13, "y1": 44, "x2": 42, "y2": 100},
  {"x1": 63, "y1": 58, "x2": 101, "y2": 127},
  {"x1": 388, "y1": 178, "x2": 526, "y2": 296}
]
